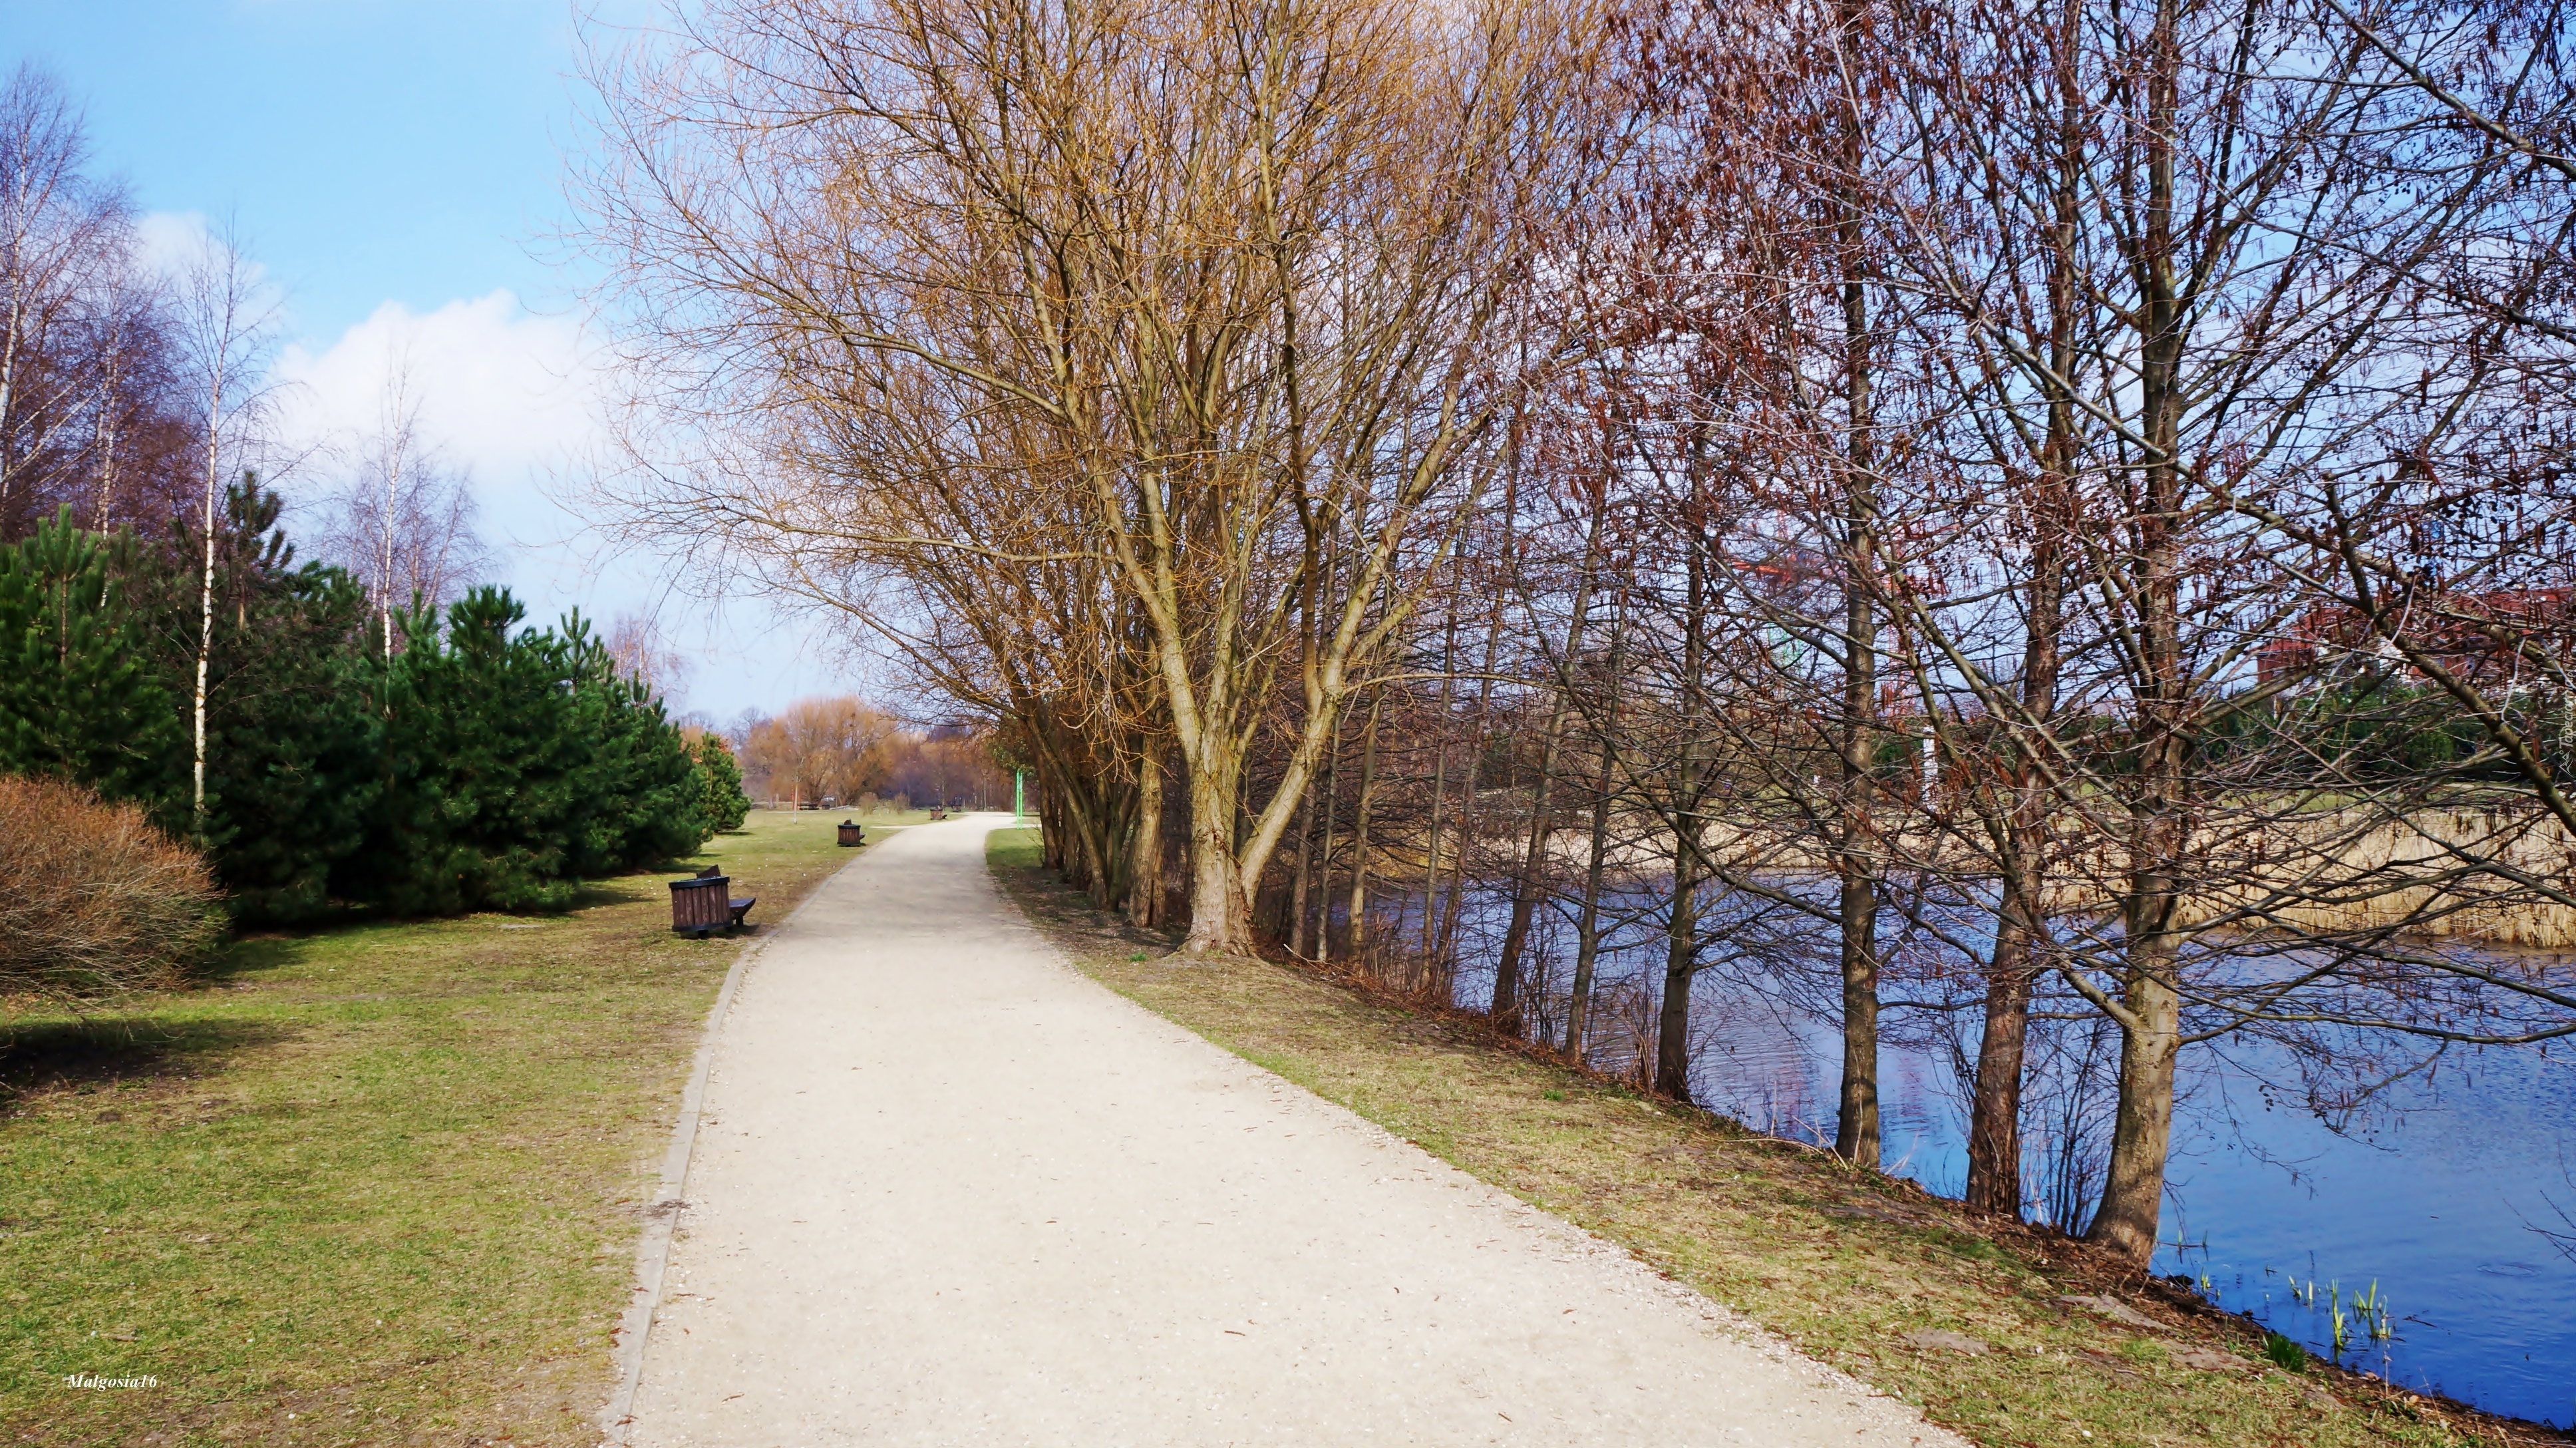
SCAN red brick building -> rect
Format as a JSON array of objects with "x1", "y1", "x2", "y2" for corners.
[{"x1": 2257, "y1": 588, "x2": 2576, "y2": 691}]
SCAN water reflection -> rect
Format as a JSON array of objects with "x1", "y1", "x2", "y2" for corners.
[{"x1": 1349, "y1": 881, "x2": 2576, "y2": 1426}]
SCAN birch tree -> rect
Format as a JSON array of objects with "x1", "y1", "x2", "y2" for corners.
[
  {"x1": 0, "y1": 65, "x2": 183, "y2": 540},
  {"x1": 322, "y1": 356, "x2": 490, "y2": 651},
  {"x1": 170, "y1": 224, "x2": 280, "y2": 824}
]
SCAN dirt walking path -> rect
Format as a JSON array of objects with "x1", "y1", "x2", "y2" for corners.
[{"x1": 613, "y1": 814, "x2": 1965, "y2": 1447}]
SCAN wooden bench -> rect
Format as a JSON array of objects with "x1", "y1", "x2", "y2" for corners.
[{"x1": 671, "y1": 866, "x2": 756, "y2": 936}]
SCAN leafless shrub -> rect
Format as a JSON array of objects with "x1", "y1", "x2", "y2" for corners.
[{"x1": 0, "y1": 775, "x2": 222, "y2": 1001}]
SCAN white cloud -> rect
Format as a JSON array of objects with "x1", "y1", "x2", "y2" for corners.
[
  {"x1": 260, "y1": 291, "x2": 840, "y2": 717},
  {"x1": 134, "y1": 210, "x2": 282, "y2": 297},
  {"x1": 127, "y1": 204, "x2": 834, "y2": 711},
  {"x1": 138, "y1": 220, "x2": 610, "y2": 555},
  {"x1": 134, "y1": 210, "x2": 218, "y2": 279},
  {"x1": 265, "y1": 290, "x2": 621, "y2": 631},
  {"x1": 269, "y1": 289, "x2": 601, "y2": 512}
]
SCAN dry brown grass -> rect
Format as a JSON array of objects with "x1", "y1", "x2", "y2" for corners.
[
  {"x1": 0, "y1": 775, "x2": 221, "y2": 1002},
  {"x1": 2187, "y1": 807, "x2": 2576, "y2": 948},
  {"x1": 1486, "y1": 801, "x2": 2576, "y2": 948}
]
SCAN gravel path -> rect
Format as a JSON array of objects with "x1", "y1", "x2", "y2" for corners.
[{"x1": 614, "y1": 814, "x2": 1967, "y2": 1447}]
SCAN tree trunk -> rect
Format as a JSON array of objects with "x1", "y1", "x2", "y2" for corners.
[
  {"x1": 1181, "y1": 747, "x2": 1253, "y2": 954},
  {"x1": 1039, "y1": 771, "x2": 1062, "y2": 870},
  {"x1": 1965, "y1": 44, "x2": 2082, "y2": 1215},
  {"x1": 1439, "y1": 618, "x2": 1503, "y2": 981},
  {"x1": 1289, "y1": 532, "x2": 1329, "y2": 956},
  {"x1": 1565, "y1": 738, "x2": 1615, "y2": 1061},
  {"x1": 194, "y1": 506, "x2": 214, "y2": 821},
  {"x1": 1831, "y1": 185, "x2": 1882, "y2": 1172},
  {"x1": 1289, "y1": 784, "x2": 1315, "y2": 955},
  {"x1": 1961, "y1": 584, "x2": 2066, "y2": 1216},
  {"x1": 1833, "y1": 826, "x2": 1879, "y2": 1166},
  {"x1": 1655, "y1": 847, "x2": 1700, "y2": 1101},
  {"x1": 90, "y1": 323, "x2": 121, "y2": 529},
  {"x1": 2087, "y1": 0, "x2": 2187, "y2": 1264},
  {"x1": 1963, "y1": 914, "x2": 2037, "y2": 1216},
  {"x1": 1128, "y1": 749, "x2": 1164, "y2": 928},
  {"x1": 2088, "y1": 960, "x2": 2179, "y2": 1258},
  {"x1": 192, "y1": 441, "x2": 226, "y2": 826},
  {"x1": 1657, "y1": 490, "x2": 1708, "y2": 1105},
  {"x1": 1498, "y1": 508, "x2": 1603, "y2": 1031},
  {"x1": 0, "y1": 287, "x2": 21, "y2": 510},
  {"x1": 1964, "y1": 373, "x2": 2074, "y2": 1215},
  {"x1": 1440, "y1": 497, "x2": 1513, "y2": 984},
  {"x1": 1420, "y1": 578, "x2": 1464, "y2": 974},
  {"x1": 1493, "y1": 721, "x2": 1561, "y2": 1031},
  {"x1": 1312, "y1": 709, "x2": 1344, "y2": 961},
  {"x1": 1346, "y1": 689, "x2": 1384, "y2": 966},
  {"x1": 1564, "y1": 576, "x2": 1629, "y2": 1059}
]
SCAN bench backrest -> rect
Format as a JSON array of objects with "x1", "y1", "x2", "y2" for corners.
[{"x1": 671, "y1": 875, "x2": 731, "y2": 929}]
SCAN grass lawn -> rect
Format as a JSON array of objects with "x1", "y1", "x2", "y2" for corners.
[
  {"x1": 0, "y1": 810, "x2": 897, "y2": 1446},
  {"x1": 987, "y1": 826, "x2": 2568, "y2": 1448}
]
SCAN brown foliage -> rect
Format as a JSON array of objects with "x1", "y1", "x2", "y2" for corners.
[
  {"x1": 886, "y1": 729, "x2": 1011, "y2": 811},
  {"x1": 0, "y1": 775, "x2": 222, "y2": 1000},
  {"x1": 738, "y1": 695, "x2": 902, "y2": 807}
]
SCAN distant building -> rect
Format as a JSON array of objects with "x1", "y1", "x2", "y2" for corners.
[{"x1": 2258, "y1": 588, "x2": 2576, "y2": 691}]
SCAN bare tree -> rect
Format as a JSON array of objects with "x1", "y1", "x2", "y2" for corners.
[
  {"x1": 0, "y1": 64, "x2": 194, "y2": 542},
  {"x1": 318, "y1": 355, "x2": 492, "y2": 650},
  {"x1": 577, "y1": 0, "x2": 1621, "y2": 951},
  {"x1": 0, "y1": 65, "x2": 117, "y2": 523},
  {"x1": 1855, "y1": 0, "x2": 2576, "y2": 1258},
  {"x1": 605, "y1": 611, "x2": 691, "y2": 701},
  {"x1": 743, "y1": 695, "x2": 903, "y2": 806},
  {"x1": 561, "y1": 0, "x2": 2576, "y2": 1277},
  {"x1": 170, "y1": 222, "x2": 282, "y2": 822}
]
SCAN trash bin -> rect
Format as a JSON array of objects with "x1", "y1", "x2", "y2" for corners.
[{"x1": 837, "y1": 820, "x2": 866, "y2": 847}]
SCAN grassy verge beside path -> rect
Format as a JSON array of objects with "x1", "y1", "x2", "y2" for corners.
[
  {"x1": 0, "y1": 811, "x2": 901, "y2": 1446},
  {"x1": 989, "y1": 826, "x2": 2568, "y2": 1448}
]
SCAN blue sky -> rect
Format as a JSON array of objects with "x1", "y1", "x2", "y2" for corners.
[{"x1": 4, "y1": 0, "x2": 842, "y2": 722}]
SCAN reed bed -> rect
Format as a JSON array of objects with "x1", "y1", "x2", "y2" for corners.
[{"x1": 1405, "y1": 795, "x2": 2576, "y2": 950}]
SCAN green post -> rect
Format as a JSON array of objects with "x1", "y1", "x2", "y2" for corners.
[{"x1": 1013, "y1": 769, "x2": 1025, "y2": 822}]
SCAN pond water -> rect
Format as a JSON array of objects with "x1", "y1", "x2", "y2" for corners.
[{"x1": 1357, "y1": 883, "x2": 2576, "y2": 1427}]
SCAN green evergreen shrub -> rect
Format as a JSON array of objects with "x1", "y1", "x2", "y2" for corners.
[
  {"x1": 349, "y1": 591, "x2": 720, "y2": 915},
  {"x1": 142, "y1": 480, "x2": 382, "y2": 923},
  {"x1": 695, "y1": 733, "x2": 751, "y2": 832},
  {"x1": 9, "y1": 499, "x2": 720, "y2": 924},
  {"x1": 560, "y1": 614, "x2": 710, "y2": 877},
  {"x1": 356, "y1": 590, "x2": 588, "y2": 914}
]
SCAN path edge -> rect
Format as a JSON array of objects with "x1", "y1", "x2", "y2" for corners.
[
  {"x1": 595, "y1": 844, "x2": 870, "y2": 1446},
  {"x1": 976, "y1": 831, "x2": 1977, "y2": 1448}
]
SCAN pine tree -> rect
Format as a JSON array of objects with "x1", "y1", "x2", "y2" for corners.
[
  {"x1": 695, "y1": 733, "x2": 750, "y2": 832},
  {"x1": 0, "y1": 508, "x2": 183, "y2": 809},
  {"x1": 11, "y1": 496, "x2": 723, "y2": 922},
  {"x1": 560, "y1": 612, "x2": 709, "y2": 876},
  {"x1": 175, "y1": 478, "x2": 380, "y2": 922},
  {"x1": 359, "y1": 589, "x2": 589, "y2": 914}
]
